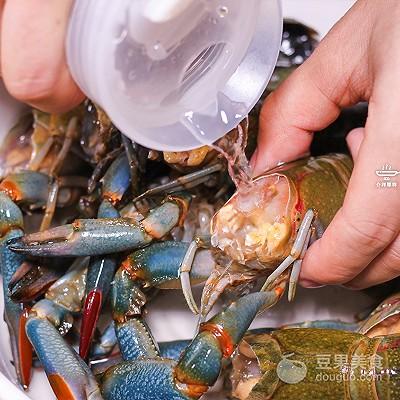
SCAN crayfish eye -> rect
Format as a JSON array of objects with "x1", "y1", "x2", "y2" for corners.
[{"x1": 211, "y1": 175, "x2": 292, "y2": 266}]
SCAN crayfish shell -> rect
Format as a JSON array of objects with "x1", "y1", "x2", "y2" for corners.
[{"x1": 210, "y1": 174, "x2": 294, "y2": 269}]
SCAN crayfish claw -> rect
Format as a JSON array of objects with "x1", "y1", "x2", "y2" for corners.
[
  {"x1": 7, "y1": 225, "x2": 75, "y2": 257},
  {"x1": 79, "y1": 289, "x2": 103, "y2": 360},
  {"x1": 9, "y1": 260, "x2": 69, "y2": 303}
]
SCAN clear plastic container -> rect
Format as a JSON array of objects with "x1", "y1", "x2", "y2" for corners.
[{"x1": 67, "y1": 0, "x2": 282, "y2": 151}]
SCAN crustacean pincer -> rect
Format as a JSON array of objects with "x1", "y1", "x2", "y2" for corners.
[
  {"x1": 0, "y1": 167, "x2": 82, "y2": 388},
  {"x1": 26, "y1": 291, "x2": 271, "y2": 399},
  {"x1": 112, "y1": 240, "x2": 217, "y2": 331},
  {"x1": 15, "y1": 256, "x2": 102, "y2": 399},
  {"x1": 79, "y1": 149, "x2": 132, "y2": 361},
  {"x1": 0, "y1": 192, "x2": 32, "y2": 388},
  {"x1": 10, "y1": 256, "x2": 88, "y2": 378},
  {"x1": 8, "y1": 193, "x2": 191, "y2": 257}
]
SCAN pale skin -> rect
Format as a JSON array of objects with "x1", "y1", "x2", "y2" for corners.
[{"x1": 1, "y1": 0, "x2": 399, "y2": 289}]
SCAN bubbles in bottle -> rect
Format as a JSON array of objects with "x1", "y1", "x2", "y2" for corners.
[
  {"x1": 114, "y1": 27, "x2": 128, "y2": 44},
  {"x1": 218, "y1": 6, "x2": 229, "y2": 18},
  {"x1": 147, "y1": 41, "x2": 168, "y2": 61}
]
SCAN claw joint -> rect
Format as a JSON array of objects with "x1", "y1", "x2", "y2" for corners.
[{"x1": 199, "y1": 323, "x2": 234, "y2": 358}]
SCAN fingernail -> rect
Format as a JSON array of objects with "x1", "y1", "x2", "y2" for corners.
[{"x1": 299, "y1": 279, "x2": 325, "y2": 289}]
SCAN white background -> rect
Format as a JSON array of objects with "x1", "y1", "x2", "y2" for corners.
[{"x1": 0, "y1": 1, "x2": 369, "y2": 400}]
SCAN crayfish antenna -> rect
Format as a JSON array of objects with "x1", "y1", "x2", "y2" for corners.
[{"x1": 132, "y1": 164, "x2": 223, "y2": 203}]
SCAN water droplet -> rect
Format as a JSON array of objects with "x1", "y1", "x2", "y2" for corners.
[
  {"x1": 220, "y1": 110, "x2": 228, "y2": 124},
  {"x1": 218, "y1": 6, "x2": 229, "y2": 18},
  {"x1": 293, "y1": 55, "x2": 304, "y2": 65},
  {"x1": 153, "y1": 41, "x2": 161, "y2": 51}
]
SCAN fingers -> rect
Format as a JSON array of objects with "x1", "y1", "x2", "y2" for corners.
[
  {"x1": 346, "y1": 128, "x2": 365, "y2": 161},
  {"x1": 252, "y1": 0, "x2": 372, "y2": 176},
  {"x1": 0, "y1": 1, "x2": 5, "y2": 70},
  {"x1": 1, "y1": 0, "x2": 84, "y2": 113},
  {"x1": 300, "y1": 72, "x2": 400, "y2": 287},
  {"x1": 346, "y1": 235, "x2": 400, "y2": 289}
]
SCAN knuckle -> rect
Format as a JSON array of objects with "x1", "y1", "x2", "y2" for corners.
[
  {"x1": 382, "y1": 241, "x2": 400, "y2": 274},
  {"x1": 343, "y1": 213, "x2": 398, "y2": 252},
  {"x1": 318, "y1": 270, "x2": 352, "y2": 286},
  {"x1": 303, "y1": 247, "x2": 352, "y2": 286}
]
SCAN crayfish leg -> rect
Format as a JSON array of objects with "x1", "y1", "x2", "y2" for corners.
[
  {"x1": 261, "y1": 209, "x2": 314, "y2": 297},
  {"x1": 179, "y1": 237, "x2": 211, "y2": 315},
  {"x1": 287, "y1": 227, "x2": 312, "y2": 302}
]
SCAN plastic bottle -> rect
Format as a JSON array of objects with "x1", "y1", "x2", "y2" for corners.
[{"x1": 67, "y1": 0, "x2": 282, "y2": 151}]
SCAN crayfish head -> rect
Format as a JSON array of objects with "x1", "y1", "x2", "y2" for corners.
[{"x1": 211, "y1": 174, "x2": 292, "y2": 268}]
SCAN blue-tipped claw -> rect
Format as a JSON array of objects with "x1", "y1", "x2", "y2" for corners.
[
  {"x1": 8, "y1": 195, "x2": 189, "y2": 257},
  {"x1": 101, "y1": 293, "x2": 270, "y2": 400},
  {"x1": 175, "y1": 292, "x2": 271, "y2": 392}
]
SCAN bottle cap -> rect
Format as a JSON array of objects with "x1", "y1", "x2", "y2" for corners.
[{"x1": 67, "y1": 0, "x2": 282, "y2": 151}]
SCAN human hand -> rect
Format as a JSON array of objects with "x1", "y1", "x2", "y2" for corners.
[
  {"x1": 252, "y1": 0, "x2": 400, "y2": 289},
  {"x1": 0, "y1": 0, "x2": 84, "y2": 112}
]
